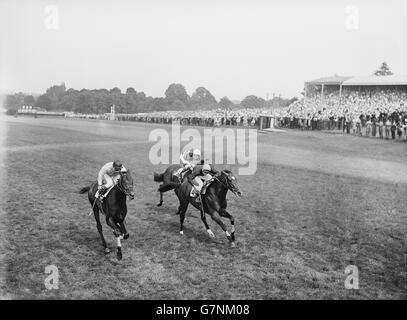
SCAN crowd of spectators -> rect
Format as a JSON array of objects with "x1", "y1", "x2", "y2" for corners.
[
  {"x1": 64, "y1": 88, "x2": 407, "y2": 141},
  {"x1": 114, "y1": 108, "x2": 270, "y2": 127},
  {"x1": 272, "y1": 89, "x2": 407, "y2": 140}
]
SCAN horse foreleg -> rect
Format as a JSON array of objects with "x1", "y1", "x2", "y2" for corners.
[
  {"x1": 94, "y1": 209, "x2": 110, "y2": 254},
  {"x1": 220, "y1": 209, "x2": 235, "y2": 242},
  {"x1": 209, "y1": 211, "x2": 233, "y2": 244},
  {"x1": 118, "y1": 221, "x2": 129, "y2": 240},
  {"x1": 199, "y1": 207, "x2": 213, "y2": 238},
  {"x1": 106, "y1": 216, "x2": 123, "y2": 260}
]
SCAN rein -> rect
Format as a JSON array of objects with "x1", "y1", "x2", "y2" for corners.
[
  {"x1": 214, "y1": 174, "x2": 230, "y2": 190},
  {"x1": 116, "y1": 173, "x2": 131, "y2": 195}
]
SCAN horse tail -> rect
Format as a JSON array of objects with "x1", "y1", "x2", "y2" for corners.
[
  {"x1": 79, "y1": 186, "x2": 91, "y2": 194},
  {"x1": 153, "y1": 172, "x2": 164, "y2": 182}
]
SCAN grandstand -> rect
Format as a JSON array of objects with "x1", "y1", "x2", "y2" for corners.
[
  {"x1": 304, "y1": 74, "x2": 407, "y2": 97},
  {"x1": 273, "y1": 74, "x2": 407, "y2": 139}
]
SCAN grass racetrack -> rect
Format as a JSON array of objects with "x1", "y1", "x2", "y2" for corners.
[{"x1": 0, "y1": 116, "x2": 406, "y2": 299}]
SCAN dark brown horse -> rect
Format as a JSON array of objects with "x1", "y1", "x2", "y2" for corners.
[
  {"x1": 154, "y1": 166, "x2": 241, "y2": 246},
  {"x1": 79, "y1": 171, "x2": 135, "y2": 260},
  {"x1": 153, "y1": 164, "x2": 183, "y2": 207}
]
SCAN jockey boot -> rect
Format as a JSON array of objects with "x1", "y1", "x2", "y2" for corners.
[
  {"x1": 173, "y1": 169, "x2": 181, "y2": 179},
  {"x1": 97, "y1": 186, "x2": 107, "y2": 200},
  {"x1": 191, "y1": 187, "x2": 199, "y2": 198}
]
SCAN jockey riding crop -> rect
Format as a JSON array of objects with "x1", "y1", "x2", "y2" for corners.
[{"x1": 89, "y1": 198, "x2": 97, "y2": 216}]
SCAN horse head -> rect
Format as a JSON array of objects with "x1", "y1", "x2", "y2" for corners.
[
  {"x1": 118, "y1": 170, "x2": 135, "y2": 200},
  {"x1": 218, "y1": 170, "x2": 242, "y2": 197}
]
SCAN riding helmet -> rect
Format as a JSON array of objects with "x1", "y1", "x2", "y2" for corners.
[
  {"x1": 202, "y1": 163, "x2": 211, "y2": 173},
  {"x1": 113, "y1": 160, "x2": 122, "y2": 170}
]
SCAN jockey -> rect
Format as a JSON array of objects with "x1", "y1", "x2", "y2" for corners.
[
  {"x1": 188, "y1": 163, "x2": 218, "y2": 198},
  {"x1": 96, "y1": 160, "x2": 127, "y2": 200},
  {"x1": 174, "y1": 148, "x2": 202, "y2": 179}
]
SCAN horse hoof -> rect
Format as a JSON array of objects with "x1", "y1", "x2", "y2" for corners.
[
  {"x1": 207, "y1": 230, "x2": 215, "y2": 238},
  {"x1": 180, "y1": 230, "x2": 184, "y2": 235},
  {"x1": 104, "y1": 248, "x2": 110, "y2": 254},
  {"x1": 117, "y1": 251, "x2": 122, "y2": 260},
  {"x1": 230, "y1": 242, "x2": 236, "y2": 248},
  {"x1": 123, "y1": 233, "x2": 129, "y2": 240},
  {"x1": 157, "y1": 203, "x2": 162, "y2": 207}
]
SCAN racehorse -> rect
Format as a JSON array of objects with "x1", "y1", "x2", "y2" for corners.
[
  {"x1": 79, "y1": 171, "x2": 135, "y2": 260},
  {"x1": 154, "y1": 166, "x2": 241, "y2": 247},
  {"x1": 153, "y1": 160, "x2": 208, "y2": 207}
]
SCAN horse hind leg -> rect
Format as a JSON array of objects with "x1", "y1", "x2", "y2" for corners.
[
  {"x1": 157, "y1": 189, "x2": 163, "y2": 207},
  {"x1": 179, "y1": 201, "x2": 189, "y2": 235}
]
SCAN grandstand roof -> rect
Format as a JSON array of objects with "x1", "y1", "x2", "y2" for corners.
[
  {"x1": 342, "y1": 74, "x2": 407, "y2": 86},
  {"x1": 306, "y1": 75, "x2": 352, "y2": 85}
]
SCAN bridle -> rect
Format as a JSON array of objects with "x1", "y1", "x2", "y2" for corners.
[
  {"x1": 214, "y1": 172, "x2": 237, "y2": 194},
  {"x1": 117, "y1": 172, "x2": 133, "y2": 196}
]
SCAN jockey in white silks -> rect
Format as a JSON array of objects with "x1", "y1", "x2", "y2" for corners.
[
  {"x1": 174, "y1": 148, "x2": 201, "y2": 179},
  {"x1": 96, "y1": 160, "x2": 127, "y2": 200}
]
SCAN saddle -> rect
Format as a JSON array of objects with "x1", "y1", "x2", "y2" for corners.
[{"x1": 190, "y1": 178, "x2": 214, "y2": 198}]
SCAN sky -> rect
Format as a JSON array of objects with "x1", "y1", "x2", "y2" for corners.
[{"x1": 1, "y1": 0, "x2": 406, "y2": 100}]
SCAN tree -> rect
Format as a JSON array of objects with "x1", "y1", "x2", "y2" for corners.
[
  {"x1": 35, "y1": 94, "x2": 52, "y2": 110},
  {"x1": 219, "y1": 96, "x2": 234, "y2": 109},
  {"x1": 23, "y1": 95, "x2": 36, "y2": 106},
  {"x1": 164, "y1": 83, "x2": 190, "y2": 109},
  {"x1": 240, "y1": 95, "x2": 266, "y2": 109},
  {"x1": 373, "y1": 62, "x2": 393, "y2": 76},
  {"x1": 190, "y1": 87, "x2": 217, "y2": 109},
  {"x1": 45, "y1": 83, "x2": 66, "y2": 109},
  {"x1": 110, "y1": 87, "x2": 122, "y2": 94},
  {"x1": 4, "y1": 92, "x2": 24, "y2": 110},
  {"x1": 126, "y1": 87, "x2": 137, "y2": 95}
]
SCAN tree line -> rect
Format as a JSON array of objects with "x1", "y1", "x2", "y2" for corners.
[{"x1": 4, "y1": 82, "x2": 297, "y2": 115}]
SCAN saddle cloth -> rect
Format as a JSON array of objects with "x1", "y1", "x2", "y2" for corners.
[
  {"x1": 95, "y1": 185, "x2": 114, "y2": 200},
  {"x1": 174, "y1": 167, "x2": 189, "y2": 181}
]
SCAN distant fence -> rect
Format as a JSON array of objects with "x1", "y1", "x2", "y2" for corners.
[
  {"x1": 115, "y1": 114, "x2": 260, "y2": 128},
  {"x1": 17, "y1": 111, "x2": 65, "y2": 117}
]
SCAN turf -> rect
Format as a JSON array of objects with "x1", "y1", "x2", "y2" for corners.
[{"x1": 0, "y1": 116, "x2": 406, "y2": 299}]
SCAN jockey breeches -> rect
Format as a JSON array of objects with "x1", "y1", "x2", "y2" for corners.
[
  {"x1": 193, "y1": 174, "x2": 212, "y2": 192},
  {"x1": 103, "y1": 174, "x2": 120, "y2": 188}
]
